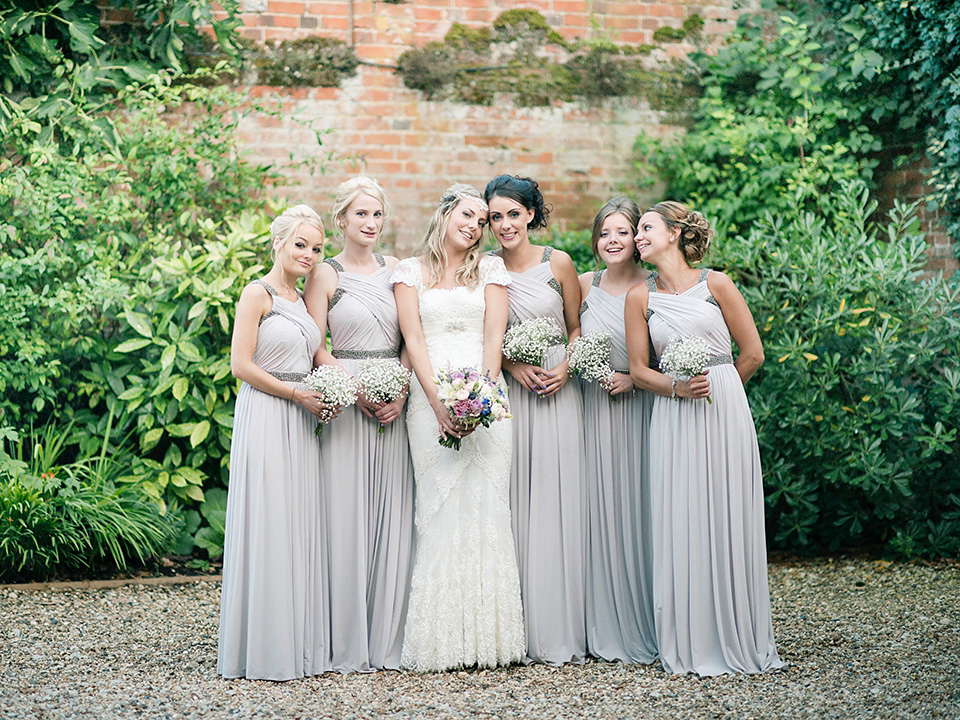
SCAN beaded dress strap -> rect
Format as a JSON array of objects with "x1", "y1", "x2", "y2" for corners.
[
  {"x1": 253, "y1": 278, "x2": 278, "y2": 296},
  {"x1": 324, "y1": 257, "x2": 345, "y2": 273},
  {"x1": 593, "y1": 270, "x2": 603, "y2": 287},
  {"x1": 375, "y1": 253, "x2": 386, "y2": 268},
  {"x1": 698, "y1": 268, "x2": 720, "y2": 306},
  {"x1": 253, "y1": 279, "x2": 280, "y2": 325},
  {"x1": 541, "y1": 246, "x2": 553, "y2": 263},
  {"x1": 644, "y1": 275, "x2": 658, "y2": 320}
]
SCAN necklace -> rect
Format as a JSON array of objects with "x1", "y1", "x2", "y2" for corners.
[{"x1": 655, "y1": 274, "x2": 695, "y2": 295}]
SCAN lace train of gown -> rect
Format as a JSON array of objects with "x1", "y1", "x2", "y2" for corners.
[{"x1": 392, "y1": 256, "x2": 525, "y2": 672}]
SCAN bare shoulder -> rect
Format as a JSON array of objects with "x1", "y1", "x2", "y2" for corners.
[
  {"x1": 578, "y1": 271, "x2": 595, "y2": 298},
  {"x1": 705, "y1": 269, "x2": 742, "y2": 300},
  {"x1": 383, "y1": 255, "x2": 401, "y2": 273}
]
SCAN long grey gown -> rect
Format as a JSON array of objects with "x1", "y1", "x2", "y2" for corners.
[
  {"x1": 503, "y1": 246, "x2": 586, "y2": 666},
  {"x1": 645, "y1": 270, "x2": 784, "y2": 676},
  {"x1": 392, "y1": 255, "x2": 525, "y2": 672},
  {"x1": 579, "y1": 270, "x2": 657, "y2": 664},
  {"x1": 218, "y1": 279, "x2": 329, "y2": 681},
  {"x1": 321, "y1": 255, "x2": 415, "y2": 672}
]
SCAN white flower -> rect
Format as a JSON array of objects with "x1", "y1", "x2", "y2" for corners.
[
  {"x1": 568, "y1": 332, "x2": 614, "y2": 383},
  {"x1": 502, "y1": 317, "x2": 566, "y2": 366},
  {"x1": 356, "y1": 359, "x2": 411, "y2": 404},
  {"x1": 304, "y1": 364, "x2": 359, "y2": 408},
  {"x1": 659, "y1": 335, "x2": 710, "y2": 379}
]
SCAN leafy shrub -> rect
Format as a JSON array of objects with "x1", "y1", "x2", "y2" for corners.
[
  {"x1": 712, "y1": 181, "x2": 960, "y2": 558},
  {"x1": 548, "y1": 228, "x2": 596, "y2": 275},
  {"x1": 634, "y1": 12, "x2": 884, "y2": 241},
  {"x1": 0, "y1": 425, "x2": 183, "y2": 583}
]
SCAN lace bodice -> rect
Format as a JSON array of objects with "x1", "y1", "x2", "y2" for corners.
[{"x1": 392, "y1": 256, "x2": 511, "y2": 371}]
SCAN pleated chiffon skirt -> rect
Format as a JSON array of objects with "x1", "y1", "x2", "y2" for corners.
[{"x1": 217, "y1": 383, "x2": 330, "y2": 681}]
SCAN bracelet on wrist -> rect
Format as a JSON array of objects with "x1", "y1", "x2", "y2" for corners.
[{"x1": 671, "y1": 377, "x2": 678, "y2": 399}]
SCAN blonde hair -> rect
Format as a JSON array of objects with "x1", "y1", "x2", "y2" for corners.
[
  {"x1": 269, "y1": 204, "x2": 325, "y2": 261},
  {"x1": 646, "y1": 200, "x2": 713, "y2": 263},
  {"x1": 330, "y1": 176, "x2": 391, "y2": 243},
  {"x1": 417, "y1": 183, "x2": 488, "y2": 289}
]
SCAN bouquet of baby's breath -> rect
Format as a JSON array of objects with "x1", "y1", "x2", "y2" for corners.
[
  {"x1": 502, "y1": 317, "x2": 565, "y2": 366},
  {"x1": 567, "y1": 332, "x2": 614, "y2": 384},
  {"x1": 357, "y1": 359, "x2": 411, "y2": 433},
  {"x1": 304, "y1": 364, "x2": 359, "y2": 435},
  {"x1": 433, "y1": 366, "x2": 511, "y2": 450},
  {"x1": 659, "y1": 335, "x2": 712, "y2": 403}
]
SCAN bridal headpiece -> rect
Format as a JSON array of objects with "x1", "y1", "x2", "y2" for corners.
[{"x1": 441, "y1": 183, "x2": 488, "y2": 214}]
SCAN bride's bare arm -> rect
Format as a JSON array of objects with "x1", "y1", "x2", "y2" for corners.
[
  {"x1": 395, "y1": 281, "x2": 463, "y2": 438},
  {"x1": 482, "y1": 282, "x2": 509, "y2": 380}
]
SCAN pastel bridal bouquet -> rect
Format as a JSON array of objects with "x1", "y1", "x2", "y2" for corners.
[
  {"x1": 659, "y1": 335, "x2": 712, "y2": 403},
  {"x1": 304, "y1": 364, "x2": 359, "y2": 435},
  {"x1": 502, "y1": 317, "x2": 565, "y2": 366},
  {"x1": 357, "y1": 359, "x2": 412, "y2": 433},
  {"x1": 432, "y1": 366, "x2": 511, "y2": 450},
  {"x1": 567, "y1": 332, "x2": 615, "y2": 385}
]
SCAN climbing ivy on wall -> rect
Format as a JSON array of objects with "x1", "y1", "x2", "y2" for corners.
[{"x1": 396, "y1": 9, "x2": 700, "y2": 109}]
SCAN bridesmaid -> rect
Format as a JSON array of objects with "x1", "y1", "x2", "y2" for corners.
[
  {"x1": 484, "y1": 174, "x2": 586, "y2": 665},
  {"x1": 578, "y1": 197, "x2": 657, "y2": 664},
  {"x1": 624, "y1": 201, "x2": 784, "y2": 676},
  {"x1": 303, "y1": 177, "x2": 415, "y2": 672},
  {"x1": 218, "y1": 204, "x2": 333, "y2": 681}
]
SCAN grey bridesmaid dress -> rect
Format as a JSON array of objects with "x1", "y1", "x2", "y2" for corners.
[
  {"x1": 645, "y1": 270, "x2": 784, "y2": 676},
  {"x1": 504, "y1": 246, "x2": 587, "y2": 665},
  {"x1": 579, "y1": 270, "x2": 657, "y2": 664},
  {"x1": 217, "y1": 279, "x2": 330, "y2": 681},
  {"x1": 321, "y1": 256, "x2": 415, "y2": 672}
]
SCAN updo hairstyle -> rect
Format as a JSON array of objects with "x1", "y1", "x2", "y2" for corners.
[
  {"x1": 269, "y1": 204, "x2": 325, "y2": 262},
  {"x1": 483, "y1": 174, "x2": 550, "y2": 231},
  {"x1": 591, "y1": 196, "x2": 641, "y2": 263},
  {"x1": 331, "y1": 176, "x2": 391, "y2": 242},
  {"x1": 417, "y1": 183, "x2": 488, "y2": 289},
  {"x1": 647, "y1": 200, "x2": 713, "y2": 263}
]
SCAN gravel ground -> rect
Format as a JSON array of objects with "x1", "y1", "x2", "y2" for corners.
[{"x1": 2, "y1": 558, "x2": 958, "y2": 720}]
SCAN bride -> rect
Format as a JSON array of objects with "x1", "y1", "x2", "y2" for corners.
[{"x1": 392, "y1": 183, "x2": 525, "y2": 671}]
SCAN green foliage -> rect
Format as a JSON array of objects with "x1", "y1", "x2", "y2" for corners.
[
  {"x1": 822, "y1": 0, "x2": 960, "y2": 245},
  {"x1": 193, "y1": 487, "x2": 227, "y2": 559},
  {"x1": 0, "y1": 0, "x2": 239, "y2": 145},
  {"x1": 634, "y1": 12, "x2": 883, "y2": 241},
  {"x1": 254, "y1": 36, "x2": 359, "y2": 87},
  {"x1": 712, "y1": 181, "x2": 960, "y2": 558},
  {"x1": 97, "y1": 212, "x2": 271, "y2": 508},
  {"x1": 548, "y1": 228, "x2": 596, "y2": 275},
  {"x1": 652, "y1": 26, "x2": 687, "y2": 43},
  {"x1": 0, "y1": 424, "x2": 183, "y2": 583}
]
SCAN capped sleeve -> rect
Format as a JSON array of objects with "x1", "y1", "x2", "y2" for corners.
[
  {"x1": 479, "y1": 255, "x2": 512, "y2": 288},
  {"x1": 390, "y1": 257, "x2": 423, "y2": 291}
]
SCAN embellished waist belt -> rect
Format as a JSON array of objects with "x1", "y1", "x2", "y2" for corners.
[
  {"x1": 705, "y1": 354, "x2": 734, "y2": 368},
  {"x1": 269, "y1": 371, "x2": 307, "y2": 382},
  {"x1": 331, "y1": 347, "x2": 400, "y2": 360}
]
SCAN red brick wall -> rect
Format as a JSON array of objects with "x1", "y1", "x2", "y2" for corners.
[
  {"x1": 222, "y1": 1, "x2": 744, "y2": 253},
  {"x1": 102, "y1": 1, "x2": 958, "y2": 270}
]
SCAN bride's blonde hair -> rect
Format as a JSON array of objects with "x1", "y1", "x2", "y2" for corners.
[{"x1": 417, "y1": 183, "x2": 488, "y2": 289}]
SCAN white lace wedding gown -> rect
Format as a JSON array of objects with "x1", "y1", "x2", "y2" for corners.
[{"x1": 391, "y1": 255, "x2": 525, "y2": 672}]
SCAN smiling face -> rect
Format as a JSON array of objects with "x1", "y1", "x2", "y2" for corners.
[
  {"x1": 488, "y1": 195, "x2": 534, "y2": 251},
  {"x1": 275, "y1": 223, "x2": 325, "y2": 276},
  {"x1": 634, "y1": 210, "x2": 677, "y2": 264},
  {"x1": 340, "y1": 192, "x2": 384, "y2": 249},
  {"x1": 597, "y1": 212, "x2": 638, "y2": 266},
  {"x1": 443, "y1": 198, "x2": 487, "y2": 254}
]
